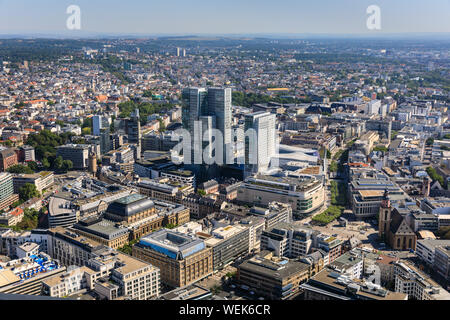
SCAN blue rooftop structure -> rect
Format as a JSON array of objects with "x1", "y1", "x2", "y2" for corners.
[{"x1": 138, "y1": 229, "x2": 206, "y2": 260}]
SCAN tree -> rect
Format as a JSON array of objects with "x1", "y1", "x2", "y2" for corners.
[
  {"x1": 61, "y1": 160, "x2": 73, "y2": 173},
  {"x1": 158, "y1": 119, "x2": 166, "y2": 132},
  {"x1": 426, "y1": 137, "x2": 434, "y2": 146},
  {"x1": 82, "y1": 127, "x2": 91, "y2": 135},
  {"x1": 17, "y1": 208, "x2": 39, "y2": 230},
  {"x1": 27, "y1": 161, "x2": 38, "y2": 172},
  {"x1": 19, "y1": 183, "x2": 40, "y2": 201},
  {"x1": 53, "y1": 156, "x2": 64, "y2": 171},
  {"x1": 42, "y1": 158, "x2": 51, "y2": 169},
  {"x1": 143, "y1": 90, "x2": 153, "y2": 98},
  {"x1": 426, "y1": 167, "x2": 444, "y2": 187},
  {"x1": 373, "y1": 146, "x2": 388, "y2": 152},
  {"x1": 7, "y1": 164, "x2": 34, "y2": 174},
  {"x1": 329, "y1": 161, "x2": 338, "y2": 172}
]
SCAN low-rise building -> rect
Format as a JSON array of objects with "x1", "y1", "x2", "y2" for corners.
[
  {"x1": 237, "y1": 174, "x2": 325, "y2": 218},
  {"x1": 12, "y1": 171, "x2": 54, "y2": 194},
  {"x1": 301, "y1": 268, "x2": 408, "y2": 300},
  {"x1": 72, "y1": 217, "x2": 130, "y2": 249},
  {"x1": 237, "y1": 251, "x2": 310, "y2": 300},
  {"x1": 0, "y1": 252, "x2": 66, "y2": 296}
]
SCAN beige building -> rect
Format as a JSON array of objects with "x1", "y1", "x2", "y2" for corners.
[
  {"x1": 133, "y1": 229, "x2": 213, "y2": 288},
  {"x1": 13, "y1": 171, "x2": 54, "y2": 194},
  {"x1": 42, "y1": 251, "x2": 160, "y2": 300},
  {"x1": 237, "y1": 174, "x2": 325, "y2": 218}
]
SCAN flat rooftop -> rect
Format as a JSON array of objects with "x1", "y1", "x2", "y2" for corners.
[
  {"x1": 239, "y1": 253, "x2": 309, "y2": 281},
  {"x1": 138, "y1": 229, "x2": 206, "y2": 260},
  {"x1": 307, "y1": 269, "x2": 407, "y2": 300}
]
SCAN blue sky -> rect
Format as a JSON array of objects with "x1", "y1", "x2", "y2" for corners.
[{"x1": 0, "y1": 0, "x2": 449, "y2": 35}]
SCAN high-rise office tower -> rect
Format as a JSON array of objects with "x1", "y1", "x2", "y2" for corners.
[
  {"x1": 182, "y1": 87, "x2": 233, "y2": 165},
  {"x1": 244, "y1": 111, "x2": 276, "y2": 177},
  {"x1": 0, "y1": 172, "x2": 16, "y2": 211},
  {"x1": 181, "y1": 87, "x2": 234, "y2": 182},
  {"x1": 126, "y1": 109, "x2": 141, "y2": 144},
  {"x1": 125, "y1": 109, "x2": 142, "y2": 160},
  {"x1": 92, "y1": 115, "x2": 110, "y2": 136},
  {"x1": 182, "y1": 88, "x2": 207, "y2": 163},
  {"x1": 100, "y1": 128, "x2": 111, "y2": 155},
  {"x1": 208, "y1": 88, "x2": 232, "y2": 162}
]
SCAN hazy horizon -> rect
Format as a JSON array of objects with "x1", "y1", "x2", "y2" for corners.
[{"x1": 0, "y1": 0, "x2": 449, "y2": 38}]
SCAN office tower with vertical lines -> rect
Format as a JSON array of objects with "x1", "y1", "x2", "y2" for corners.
[{"x1": 244, "y1": 111, "x2": 276, "y2": 177}]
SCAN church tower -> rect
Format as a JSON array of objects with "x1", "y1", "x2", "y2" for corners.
[
  {"x1": 88, "y1": 152, "x2": 97, "y2": 177},
  {"x1": 378, "y1": 189, "x2": 391, "y2": 240}
]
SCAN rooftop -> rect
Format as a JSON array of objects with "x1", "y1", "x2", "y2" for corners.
[{"x1": 138, "y1": 229, "x2": 206, "y2": 260}]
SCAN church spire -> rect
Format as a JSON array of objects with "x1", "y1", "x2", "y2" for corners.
[{"x1": 381, "y1": 188, "x2": 390, "y2": 208}]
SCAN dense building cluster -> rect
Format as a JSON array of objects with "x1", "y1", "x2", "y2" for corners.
[{"x1": 0, "y1": 37, "x2": 449, "y2": 301}]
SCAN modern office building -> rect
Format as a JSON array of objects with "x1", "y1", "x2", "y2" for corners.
[
  {"x1": 416, "y1": 239, "x2": 450, "y2": 266},
  {"x1": 237, "y1": 251, "x2": 310, "y2": 300},
  {"x1": 181, "y1": 87, "x2": 233, "y2": 180},
  {"x1": 208, "y1": 87, "x2": 232, "y2": 160},
  {"x1": 48, "y1": 196, "x2": 78, "y2": 228},
  {"x1": 244, "y1": 111, "x2": 276, "y2": 177},
  {"x1": 301, "y1": 267, "x2": 408, "y2": 300},
  {"x1": 237, "y1": 174, "x2": 325, "y2": 218},
  {"x1": 100, "y1": 128, "x2": 111, "y2": 155},
  {"x1": 203, "y1": 224, "x2": 250, "y2": 271},
  {"x1": 261, "y1": 223, "x2": 315, "y2": 258},
  {"x1": 0, "y1": 172, "x2": 19, "y2": 211},
  {"x1": 133, "y1": 229, "x2": 213, "y2": 288},
  {"x1": 17, "y1": 145, "x2": 35, "y2": 162},
  {"x1": 248, "y1": 202, "x2": 293, "y2": 230},
  {"x1": 92, "y1": 115, "x2": 110, "y2": 136},
  {"x1": 56, "y1": 144, "x2": 90, "y2": 170},
  {"x1": 12, "y1": 171, "x2": 54, "y2": 193},
  {"x1": 125, "y1": 109, "x2": 141, "y2": 145},
  {"x1": 394, "y1": 261, "x2": 450, "y2": 300},
  {"x1": 350, "y1": 170, "x2": 408, "y2": 219},
  {"x1": 260, "y1": 222, "x2": 343, "y2": 264},
  {"x1": 48, "y1": 227, "x2": 108, "y2": 267},
  {"x1": 434, "y1": 246, "x2": 450, "y2": 284}
]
